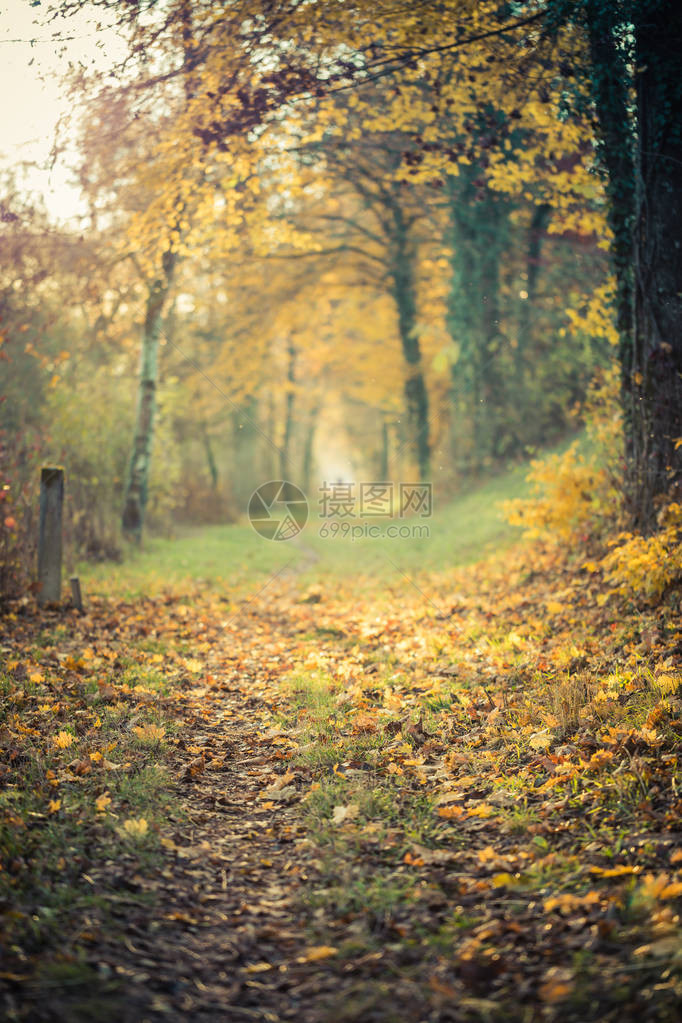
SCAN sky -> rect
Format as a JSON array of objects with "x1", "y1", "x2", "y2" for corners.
[{"x1": 0, "y1": 0, "x2": 120, "y2": 222}]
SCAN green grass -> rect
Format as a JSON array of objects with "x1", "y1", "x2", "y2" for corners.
[
  {"x1": 78, "y1": 456, "x2": 536, "y2": 597},
  {"x1": 77, "y1": 520, "x2": 295, "y2": 598}
]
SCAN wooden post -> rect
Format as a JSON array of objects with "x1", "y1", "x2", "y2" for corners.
[
  {"x1": 70, "y1": 576, "x2": 83, "y2": 613},
  {"x1": 38, "y1": 466, "x2": 64, "y2": 606}
]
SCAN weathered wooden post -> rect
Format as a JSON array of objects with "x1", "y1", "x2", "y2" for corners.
[
  {"x1": 38, "y1": 466, "x2": 64, "y2": 606},
  {"x1": 70, "y1": 576, "x2": 83, "y2": 613}
]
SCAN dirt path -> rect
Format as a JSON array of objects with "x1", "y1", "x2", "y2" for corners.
[
  {"x1": 3, "y1": 585, "x2": 379, "y2": 1023},
  {"x1": 85, "y1": 684, "x2": 338, "y2": 1022}
]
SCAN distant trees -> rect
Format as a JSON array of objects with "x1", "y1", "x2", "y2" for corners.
[
  {"x1": 11, "y1": 0, "x2": 653, "y2": 554},
  {"x1": 353, "y1": 0, "x2": 682, "y2": 526}
]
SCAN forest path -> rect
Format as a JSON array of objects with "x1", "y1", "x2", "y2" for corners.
[{"x1": 3, "y1": 546, "x2": 681, "y2": 1023}]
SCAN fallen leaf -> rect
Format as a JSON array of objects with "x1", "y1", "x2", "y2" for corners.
[
  {"x1": 331, "y1": 803, "x2": 359, "y2": 825},
  {"x1": 529, "y1": 730, "x2": 552, "y2": 751},
  {"x1": 245, "y1": 962, "x2": 273, "y2": 973},
  {"x1": 438, "y1": 805, "x2": 465, "y2": 819},
  {"x1": 297, "y1": 946, "x2": 338, "y2": 963},
  {"x1": 120, "y1": 817, "x2": 149, "y2": 839},
  {"x1": 539, "y1": 967, "x2": 574, "y2": 1003},
  {"x1": 54, "y1": 731, "x2": 75, "y2": 749},
  {"x1": 133, "y1": 723, "x2": 166, "y2": 742}
]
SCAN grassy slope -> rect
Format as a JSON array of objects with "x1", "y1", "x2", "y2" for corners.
[{"x1": 79, "y1": 460, "x2": 532, "y2": 597}]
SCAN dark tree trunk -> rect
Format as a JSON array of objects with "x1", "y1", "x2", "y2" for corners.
[
  {"x1": 121, "y1": 249, "x2": 176, "y2": 542},
  {"x1": 585, "y1": 0, "x2": 636, "y2": 367},
  {"x1": 629, "y1": 1, "x2": 682, "y2": 528},
  {"x1": 517, "y1": 203, "x2": 551, "y2": 381},
  {"x1": 389, "y1": 202, "x2": 430, "y2": 480},
  {"x1": 447, "y1": 169, "x2": 510, "y2": 470}
]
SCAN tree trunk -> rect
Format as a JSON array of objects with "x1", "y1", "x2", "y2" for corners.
[
  {"x1": 629, "y1": 1, "x2": 682, "y2": 528},
  {"x1": 517, "y1": 203, "x2": 551, "y2": 382},
  {"x1": 389, "y1": 203, "x2": 430, "y2": 480},
  {"x1": 379, "y1": 416, "x2": 389, "y2": 479},
  {"x1": 447, "y1": 169, "x2": 510, "y2": 471},
  {"x1": 202, "y1": 422, "x2": 218, "y2": 490},
  {"x1": 585, "y1": 1, "x2": 636, "y2": 365},
  {"x1": 301, "y1": 404, "x2": 319, "y2": 494},
  {"x1": 122, "y1": 249, "x2": 175, "y2": 542},
  {"x1": 280, "y1": 338, "x2": 296, "y2": 480}
]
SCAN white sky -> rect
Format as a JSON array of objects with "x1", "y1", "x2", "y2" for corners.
[{"x1": 0, "y1": 0, "x2": 120, "y2": 222}]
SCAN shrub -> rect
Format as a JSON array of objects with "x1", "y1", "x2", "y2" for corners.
[
  {"x1": 502, "y1": 365, "x2": 622, "y2": 543},
  {"x1": 600, "y1": 503, "x2": 682, "y2": 605},
  {"x1": 0, "y1": 431, "x2": 41, "y2": 601}
]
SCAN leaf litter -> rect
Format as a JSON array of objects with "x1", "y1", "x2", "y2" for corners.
[{"x1": 1, "y1": 539, "x2": 681, "y2": 1020}]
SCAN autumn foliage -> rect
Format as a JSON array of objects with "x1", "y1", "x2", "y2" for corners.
[
  {"x1": 2, "y1": 1, "x2": 682, "y2": 1018},
  {"x1": 2, "y1": 499, "x2": 682, "y2": 1019}
]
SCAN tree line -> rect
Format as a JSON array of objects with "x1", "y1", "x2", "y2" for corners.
[{"x1": 1, "y1": 0, "x2": 679, "y2": 588}]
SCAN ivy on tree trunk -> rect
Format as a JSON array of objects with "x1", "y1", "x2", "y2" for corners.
[
  {"x1": 630, "y1": 1, "x2": 682, "y2": 528},
  {"x1": 121, "y1": 248, "x2": 176, "y2": 542}
]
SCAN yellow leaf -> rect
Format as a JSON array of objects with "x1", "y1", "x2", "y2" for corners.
[
  {"x1": 491, "y1": 872, "x2": 519, "y2": 888},
  {"x1": 297, "y1": 946, "x2": 337, "y2": 963},
  {"x1": 466, "y1": 803, "x2": 494, "y2": 819},
  {"x1": 133, "y1": 723, "x2": 166, "y2": 743},
  {"x1": 95, "y1": 793, "x2": 112, "y2": 813},
  {"x1": 54, "y1": 731, "x2": 75, "y2": 749},
  {"x1": 539, "y1": 967, "x2": 574, "y2": 1003},
  {"x1": 438, "y1": 805, "x2": 465, "y2": 819},
  {"x1": 546, "y1": 601, "x2": 564, "y2": 615},
  {"x1": 657, "y1": 673, "x2": 681, "y2": 696},
  {"x1": 121, "y1": 817, "x2": 148, "y2": 839},
  {"x1": 660, "y1": 881, "x2": 682, "y2": 900},
  {"x1": 48, "y1": 799, "x2": 61, "y2": 814},
  {"x1": 589, "y1": 864, "x2": 640, "y2": 878},
  {"x1": 184, "y1": 658, "x2": 203, "y2": 673},
  {"x1": 544, "y1": 891, "x2": 600, "y2": 914}
]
